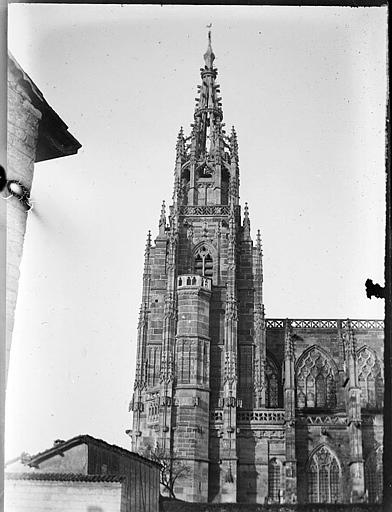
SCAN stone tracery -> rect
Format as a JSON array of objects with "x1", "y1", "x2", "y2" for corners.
[
  {"x1": 307, "y1": 446, "x2": 341, "y2": 503},
  {"x1": 357, "y1": 347, "x2": 383, "y2": 409},
  {"x1": 296, "y1": 347, "x2": 336, "y2": 408}
]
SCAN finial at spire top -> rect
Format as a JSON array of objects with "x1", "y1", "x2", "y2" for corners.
[
  {"x1": 146, "y1": 230, "x2": 152, "y2": 248},
  {"x1": 204, "y1": 28, "x2": 215, "y2": 68}
]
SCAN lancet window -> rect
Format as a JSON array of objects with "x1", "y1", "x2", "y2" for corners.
[
  {"x1": 239, "y1": 346, "x2": 253, "y2": 408},
  {"x1": 194, "y1": 246, "x2": 213, "y2": 278},
  {"x1": 147, "y1": 346, "x2": 161, "y2": 387},
  {"x1": 357, "y1": 347, "x2": 383, "y2": 409},
  {"x1": 180, "y1": 168, "x2": 190, "y2": 205},
  {"x1": 307, "y1": 446, "x2": 341, "y2": 503},
  {"x1": 268, "y1": 458, "x2": 281, "y2": 502},
  {"x1": 177, "y1": 340, "x2": 192, "y2": 384},
  {"x1": 365, "y1": 449, "x2": 383, "y2": 503},
  {"x1": 265, "y1": 357, "x2": 281, "y2": 408},
  {"x1": 296, "y1": 347, "x2": 336, "y2": 408}
]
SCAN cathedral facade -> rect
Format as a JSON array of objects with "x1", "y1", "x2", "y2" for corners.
[{"x1": 129, "y1": 35, "x2": 384, "y2": 505}]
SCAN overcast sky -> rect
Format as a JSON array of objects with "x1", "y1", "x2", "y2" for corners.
[{"x1": 6, "y1": 5, "x2": 387, "y2": 460}]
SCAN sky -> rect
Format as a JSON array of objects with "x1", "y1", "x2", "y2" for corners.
[{"x1": 5, "y1": 5, "x2": 387, "y2": 460}]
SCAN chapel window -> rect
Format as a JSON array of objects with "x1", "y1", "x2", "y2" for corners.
[
  {"x1": 357, "y1": 347, "x2": 383, "y2": 409},
  {"x1": 307, "y1": 446, "x2": 341, "y2": 503},
  {"x1": 296, "y1": 347, "x2": 336, "y2": 409}
]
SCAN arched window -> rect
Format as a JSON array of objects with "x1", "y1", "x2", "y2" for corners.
[
  {"x1": 181, "y1": 168, "x2": 190, "y2": 205},
  {"x1": 221, "y1": 169, "x2": 230, "y2": 205},
  {"x1": 268, "y1": 458, "x2": 281, "y2": 502},
  {"x1": 365, "y1": 449, "x2": 383, "y2": 503},
  {"x1": 296, "y1": 347, "x2": 336, "y2": 409},
  {"x1": 357, "y1": 347, "x2": 383, "y2": 409},
  {"x1": 307, "y1": 446, "x2": 341, "y2": 503},
  {"x1": 194, "y1": 246, "x2": 213, "y2": 278},
  {"x1": 265, "y1": 357, "x2": 281, "y2": 408}
]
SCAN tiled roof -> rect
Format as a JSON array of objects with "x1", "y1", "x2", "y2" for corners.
[
  {"x1": 27, "y1": 434, "x2": 159, "y2": 469},
  {"x1": 5, "y1": 473, "x2": 124, "y2": 483}
]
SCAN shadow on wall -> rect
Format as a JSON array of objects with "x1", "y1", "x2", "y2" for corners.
[{"x1": 87, "y1": 508, "x2": 104, "y2": 512}]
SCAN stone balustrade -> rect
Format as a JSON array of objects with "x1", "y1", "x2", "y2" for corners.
[{"x1": 177, "y1": 274, "x2": 212, "y2": 290}]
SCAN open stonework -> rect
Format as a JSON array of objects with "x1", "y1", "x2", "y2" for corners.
[{"x1": 129, "y1": 34, "x2": 384, "y2": 505}]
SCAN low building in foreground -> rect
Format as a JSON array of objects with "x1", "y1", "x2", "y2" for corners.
[{"x1": 5, "y1": 434, "x2": 160, "y2": 512}]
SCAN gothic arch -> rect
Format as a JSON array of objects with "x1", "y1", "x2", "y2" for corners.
[
  {"x1": 265, "y1": 352, "x2": 282, "y2": 408},
  {"x1": 357, "y1": 346, "x2": 383, "y2": 409},
  {"x1": 306, "y1": 445, "x2": 341, "y2": 503},
  {"x1": 192, "y1": 242, "x2": 216, "y2": 280},
  {"x1": 364, "y1": 446, "x2": 383, "y2": 503},
  {"x1": 295, "y1": 346, "x2": 337, "y2": 409},
  {"x1": 268, "y1": 458, "x2": 282, "y2": 502}
]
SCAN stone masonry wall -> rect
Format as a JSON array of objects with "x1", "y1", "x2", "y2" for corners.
[{"x1": 4, "y1": 479, "x2": 123, "y2": 512}]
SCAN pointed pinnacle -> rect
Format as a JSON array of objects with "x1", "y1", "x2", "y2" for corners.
[
  {"x1": 204, "y1": 30, "x2": 215, "y2": 68},
  {"x1": 159, "y1": 201, "x2": 166, "y2": 234},
  {"x1": 146, "y1": 230, "x2": 152, "y2": 248},
  {"x1": 256, "y1": 229, "x2": 262, "y2": 250},
  {"x1": 243, "y1": 202, "x2": 251, "y2": 239},
  {"x1": 244, "y1": 202, "x2": 249, "y2": 217}
]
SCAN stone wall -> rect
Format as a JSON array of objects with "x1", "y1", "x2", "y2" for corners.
[
  {"x1": 160, "y1": 498, "x2": 382, "y2": 512},
  {"x1": 5, "y1": 478, "x2": 123, "y2": 512}
]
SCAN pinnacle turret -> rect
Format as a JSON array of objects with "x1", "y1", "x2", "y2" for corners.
[
  {"x1": 158, "y1": 201, "x2": 166, "y2": 236},
  {"x1": 145, "y1": 230, "x2": 151, "y2": 249},
  {"x1": 256, "y1": 229, "x2": 262, "y2": 252},
  {"x1": 243, "y1": 202, "x2": 251, "y2": 240}
]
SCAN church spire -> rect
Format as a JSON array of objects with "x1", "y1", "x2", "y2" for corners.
[
  {"x1": 191, "y1": 31, "x2": 223, "y2": 160},
  {"x1": 175, "y1": 34, "x2": 240, "y2": 207}
]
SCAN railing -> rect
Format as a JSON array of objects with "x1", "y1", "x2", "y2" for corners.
[
  {"x1": 177, "y1": 274, "x2": 212, "y2": 290},
  {"x1": 265, "y1": 319, "x2": 384, "y2": 330},
  {"x1": 237, "y1": 410, "x2": 285, "y2": 424},
  {"x1": 211, "y1": 409, "x2": 285, "y2": 425},
  {"x1": 341, "y1": 319, "x2": 384, "y2": 330},
  {"x1": 179, "y1": 205, "x2": 230, "y2": 216}
]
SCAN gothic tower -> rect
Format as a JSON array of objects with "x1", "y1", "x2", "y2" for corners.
[
  {"x1": 129, "y1": 34, "x2": 384, "y2": 505},
  {"x1": 130, "y1": 33, "x2": 263, "y2": 503}
]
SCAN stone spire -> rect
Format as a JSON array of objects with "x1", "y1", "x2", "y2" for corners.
[{"x1": 191, "y1": 31, "x2": 223, "y2": 160}]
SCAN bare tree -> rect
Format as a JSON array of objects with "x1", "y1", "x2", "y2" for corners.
[{"x1": 140, "y1": 443, "x2": 190, "y2": 499}]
